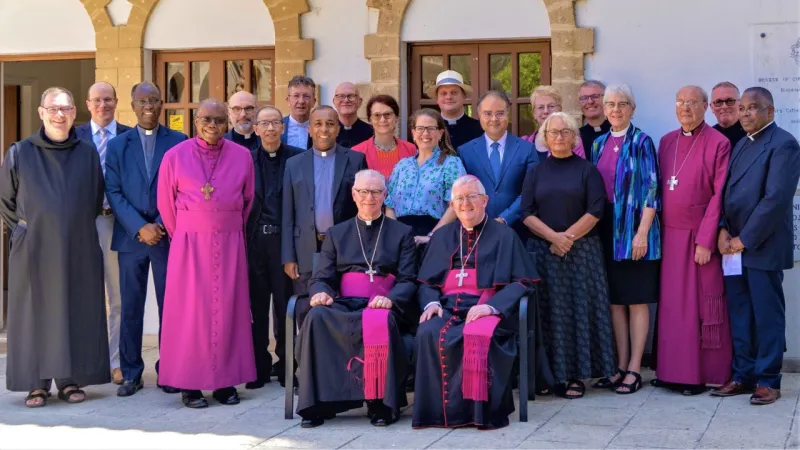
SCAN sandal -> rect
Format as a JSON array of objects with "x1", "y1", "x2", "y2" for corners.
[
  {"x1": 562, "y1": 380, "x2": 585, "y2": 399},
  {"x1": 615, "y1": 371, "x2": 642, "y2": 395},
  {"x1": 57, "y1": 386, "x2": 86, "y2": 404},
  {"x1": 592, "y1": 367, "x2": 625, "y2": 389},
  {"x1": 24, "y1": 390, "x2": 50, "y2": 408}
]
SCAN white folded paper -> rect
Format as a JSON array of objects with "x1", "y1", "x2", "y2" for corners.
[{"x1": 722, "y1": 252, "x2": 742, "y2": 276}]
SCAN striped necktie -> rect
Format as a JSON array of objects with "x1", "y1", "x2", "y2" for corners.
[{"x1": 97, "y1": 127, "x2": 109, "y2": 209}]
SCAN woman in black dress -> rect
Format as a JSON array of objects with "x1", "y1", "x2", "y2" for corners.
[{"x1": 521, "y1": 112, "x2": 617, "y2": 399}]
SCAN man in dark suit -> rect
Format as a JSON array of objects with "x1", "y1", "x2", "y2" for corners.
[
  {"x1": 75, "y1": 81, "x2": 132, "y2": 386},
  {"x1": 457, "y1": 90, "x2": 538, "y2": 235},
  {"x1": 280, "y1": 75, "x2": 315, "y2": 149},
  {"x1": 246, "y1": 105, "x2": 304, "y2": 389},
  {"x1": 104, "y1": 81, "x2": 188, "y2": 397},
  {"x1": 714, "y1": 87, "x2": 800, "y2": 405},
  {"x1": 223, "y1": 91, "x2": 259, "y2": 151},
  {"x1": 282, "y1": 105, "x2": 367, "y2": 327}
]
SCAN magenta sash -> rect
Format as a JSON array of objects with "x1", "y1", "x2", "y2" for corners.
[
  {"x1": 443, "y1": 269, "x2": 500, "y2": 402},
  {"x1": 341, "y1": 272, "x2": 396, "y2": 399}
]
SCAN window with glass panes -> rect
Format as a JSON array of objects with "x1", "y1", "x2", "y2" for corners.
[
  {"x1": 409, "y1": 41, "x2": 550, "y2": 137},
  {"x1": 154, "y1": 49, "x2": 275, "y2": 136}
]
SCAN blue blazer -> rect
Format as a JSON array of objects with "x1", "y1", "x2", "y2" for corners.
[
  {"x1": 104, "y1": 126, "x2": 188, "y2": 252},
  {"x1": 280, "y1": 116, "x2": 313, "y2": 149},
  {"x1": 457, "y1": 133, "x2": 538, "y2": 226},
  {"x1": 722, "y1": 122, "x2": 800, "y2": 271},
  {"x1": 75, "y1": 121, "x2": 133, "y2": 145}
]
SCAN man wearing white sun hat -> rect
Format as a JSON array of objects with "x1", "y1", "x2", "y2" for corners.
[{"x1": 426, "y1": 70, "x2": 483, "y2": 148}]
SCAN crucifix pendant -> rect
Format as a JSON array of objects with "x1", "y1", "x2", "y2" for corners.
[
  {"x1": 365, "y1": 267, "x2": 376, "y2": 282},
  {"x1": 200, "y1": 182, "x2": 215, "y2": 200},
  {"x1": 456, "y1": 269, "x2": 468, "y2": 287},
  {"x1": 613, "y1": 145, "x2": 619, "y2": 152},
  {"x1": 668, "y1": 176, "x2": 679, "y2": 191}
]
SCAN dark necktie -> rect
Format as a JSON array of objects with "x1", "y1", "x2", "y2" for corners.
[{"x1": 490, "y1": 141, "x2": 501, "y2": 180}]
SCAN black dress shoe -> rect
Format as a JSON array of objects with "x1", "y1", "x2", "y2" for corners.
[
  {"x1": 212, "y1": 387, "x2": 240, "y2": 405},
  {"x1": 370, "y1": 412, "x2": 399, "y2": 427},
  {"x1": 271, "y1": 364, "x2": 283, "y2": 378},
  {"x1": 301, "y1": 418, "x2": 324, "y2": 428},
  {"x1": 116, "y1": 379, "x2": 143, "y2": 397},
  {"x1": 181, "y1": 390, "x2": 209, "y2": 409},
  {"x1": 245, "y1": 380, "x2": 266, "y2": 390},
  {"x1": 158, "y1": 384, "x2": 180, "y2": 394}
]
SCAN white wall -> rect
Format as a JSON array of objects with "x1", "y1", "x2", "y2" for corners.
[
  {"x1": 0, "y1": 0, "x2": 95, "y2": 55},
  {"x1": 303, "y1": 0, "x2": 372, "y2": 104},
  {"x1": 144, "y1": 0, "x2": 275, "y2": 50},
  {"x1": 402, "y1": 0, "x2": 551, "y2": 42}
]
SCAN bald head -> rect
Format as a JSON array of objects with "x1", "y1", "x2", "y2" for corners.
[
  {"x1": 86, "y1": 81, "x2": 118, "y2": 127},
  {"x1": 227, "y1": 90, "x2": 257, "y2": 135},
  {"x1": 195, "y1": 98, "x2": 229, "y2": 144},
  {"x1": 333, "y1": 82, "x2": 362, "y2": 124}
]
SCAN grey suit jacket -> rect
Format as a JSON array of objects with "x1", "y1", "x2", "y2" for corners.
[{"x1": 281, "y1": 144, "x2": 367, "y2": 273}]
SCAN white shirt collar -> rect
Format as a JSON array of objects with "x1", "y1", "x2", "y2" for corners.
[
  {"x1": 443, "y1": 112, "x2": 464, "y2": 126},
  {"x1": 484, "y1": 131, "x2": 508, "y2": 149},
  {"x1": 91, "y1": 120, "x2": 117, "y2": 136},
  {"x1": 289, "y1": 115, "x2": 309, "y2": 127},
  {"x1": 610, "y1": 125, "x2": 630, "y2": 137},
  {"x1": 747, "y1": 121, "x2": 774, "y2": 141}
]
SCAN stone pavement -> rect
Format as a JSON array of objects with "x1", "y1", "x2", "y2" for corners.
[{"x1": 0, "y1": 346, "x2": 798, "y2": 449}]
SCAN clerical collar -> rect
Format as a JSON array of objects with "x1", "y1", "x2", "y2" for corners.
[
  {"x1": 588, "y1": 119, "x2": 609, "y2": 132},
  {"x1": 261, "y1": 143, "x2": 281, "y2": 158},
  {"x1": 681, "y1": 122, "x2": 705, "y2": 136},
  {"x1": 339, "y1": 119, "x2": 356, "y2": 130},
  {"x1": 313, "y1": 146, "x2": 336, "y2": 158},
  {"x1": 610, "y1": 125, "x2": 629, "y2": 137},
  {"x1": 462, "y1": 214, "x2": 488, "y2": 232},
  {"x1": 137, "y1": 124, "x2": 159, "y2": 136},
  {"x1": 443, "y1": 112, "x2": 464, "y2": 126},
  {"x1": 235, "y1": 129, "x2": 253, "y2": 139},
  {"x1": 358, "y1": 212, "x2": 383, "y2": 227},
  {"x1": 747, "y1": 121, "x2": 774, "y2": 141}
]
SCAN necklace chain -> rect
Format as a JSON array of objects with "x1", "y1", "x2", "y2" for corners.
[
  {"x1": 195, "y1": 140, "x2": 224, "y2": 185},
  {"x1": 373, "y1": 137, "x2": 396, "y2": 152},
  {"x1": 672, "y1": 124, "x2": 706, "y2": 178},
  {"x1": 355, "y1": 214, "x2": 385, "y2": 273},
  {"x1": 459, "y1": 217, "x2": 487, "y2": 270}
]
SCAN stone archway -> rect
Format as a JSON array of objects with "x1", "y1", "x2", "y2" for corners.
[
  {"x1": 81, "y1": 0, "x2": 316, "y2": 123},
  {"x1": 364, "y1": 0, "x2": 594, "y2": 117}
]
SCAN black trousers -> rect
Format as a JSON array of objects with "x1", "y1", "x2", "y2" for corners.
[
  {"x1": 39, "y1": 378, "x2": 76, "y2": 391},
  {"x1": 249, "y1": 231, "x2": 294, "y2": 382}
]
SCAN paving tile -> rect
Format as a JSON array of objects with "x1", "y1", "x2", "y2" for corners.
[
  {"x1": 427, "y1": 421, "x2": 537, "y2": 449},
  {"x1": 526, "y1": 422, "x2": 623, "y2": 446},
  {"x1": 340, "y1": 426, "x2": 450, "y2": 449},
  {"x1": 610, "y1": 427, "x2": 704, "y2": 448},
  {"x1": 642, "y1": 390, "x2": 722, "y2": 413},
  {"x1": 716, "y1": 392, "x2": 798, "y2": 417},
  {"x1": 697, "y1": 411, "x2": 793, "y2": 449},
  {"x1": 628, "y1": 407, "x2": 714, "y2": 431},
  {"x1": 518, "y1": 440, "x2": 613, "y2": 449},
  {"x1": 254, "y1": 428, "x2": 366, "y2": 449},
  {"x1": 549, "y1": 404, "x2": 636, "y2": 426},
  {"x1": 0, "y1": 411, "x2": 72, "y2": 427},
  {"x1": 567, "y1": 387, "x2": 652, "y2": 409}
]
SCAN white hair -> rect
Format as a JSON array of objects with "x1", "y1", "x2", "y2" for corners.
[
  {"x1": 535, "y1": 112, "x2": 580, "y2": 150},
  {"x1": 354, "y1": 169, "x2": 386, "y2": 190},
  {"x1": 603, "y1": 84, "x2": 636, "y2": 108},
  {"x1": 678, "y1": 85, "x2": 709, "y2": 103},
  {"x1": 451, "y1": 174, "x2": 486, "y2": 198}
]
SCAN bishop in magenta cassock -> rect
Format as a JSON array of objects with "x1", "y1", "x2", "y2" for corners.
[
  {"x1": 654, "y1": 86, "x2": 732, "y2": 395},
  {"x1": 157, "y1": 99, "x2": 257, "y2": 408},
  {"x1": 295, "y1": 169, "x2": 418, "y2": 428},
  {"x1": 413, "y1": 175, "x2": 537, "y2": 430}
]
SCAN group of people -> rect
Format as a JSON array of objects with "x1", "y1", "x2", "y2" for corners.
[{"x1": 1, "y1": 66, "x2": 797, "y2": 432}]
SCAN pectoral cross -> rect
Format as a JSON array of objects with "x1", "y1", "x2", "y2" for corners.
[
  {"x1": 667, "y1": 176, "x2": 679, "y2": 191},
  {"x1": 201, "y1": 182, "x2": 215, "y2": 200},
  {"x1": 365, "y1": 267, "x2": 377, "y2": 282},
  {"x1": 456, "y1": 269, "x2": 469, "y2": 287}
]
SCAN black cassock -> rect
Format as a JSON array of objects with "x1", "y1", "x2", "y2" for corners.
[
  {"x1": 412, "y1": 218, "x2": 538, "y2": 429},
  {"x1": 295, "y1": 214, "x2": 418, "y2": 419}
]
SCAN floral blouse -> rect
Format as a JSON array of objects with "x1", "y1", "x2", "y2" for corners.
[{"x1": 385, "y1": 147, "x2": 466, "y2": 219}]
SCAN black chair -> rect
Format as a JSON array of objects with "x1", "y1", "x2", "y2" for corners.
[{"x1": 284, "y1": 286, "x2": 540, "y2": 422}]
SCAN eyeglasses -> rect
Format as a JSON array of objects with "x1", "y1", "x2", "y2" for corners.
[
  {"x1": 579, "y1": 94, "x2": 603, "y2": 103},
  {"x1": 334, "y1": 94, "x2": 358, "y2": 102},
  {"x1": 481, "y1": 110, "x2": 508, "y2": 119},
  {"x1": 257, "y1": 120, "x2": 283, "y2": 128},
  {"x1": 289, "y1": 94, "x2": 313, "y2": 101},
  {"x1": 354, "y1": 189, "x2": 384, "y2": 198},
  {"x1": 534, "y1": 104, "x2": 559, "y2": 112},
  {"x1": 133, "y1": 99, "x2": 162, "y2": 107},
  {"x1": 712, "y1": 98, "x2": 738, "y2": 107},
  {"x1": 370, "y1": 112, "x2": 395, "y2": 121},
  {"x1": 229, "y1": 106, "x2": 255, "y2": 115},
  {"x1": 452, "y1": 193, "x2": 485, "y2": 204},
  {"x1": 42, "y1": 106, "x2": 75, "y2": 115},
  {"x1": 546, "y1": 129, "x2": 575, "y2": 138},
  {"x1": 89, "y1": 97, "x2": 116, "y2": 106},
  {"x1": 738, "y1": 104, "x2": 767, "y2": 115},
  {"x1": 197, "y1": 116, "x2": 227, "y2": 126},
  {"x1": 604, "y1": 101, "x2": 631, "y2": 110},
  {"x1": 676, "y1": 100, "x2": 705, "y2": 109},
  {"x1": 413, "y1": 126, "x2": 439, "y2": 134}
]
